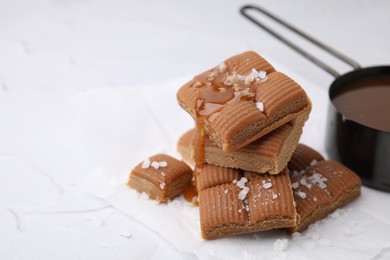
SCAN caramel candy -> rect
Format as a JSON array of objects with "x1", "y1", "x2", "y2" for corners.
[
  {"x1": 198, "y1": 165, "x2": 296, "y2": 240},
  {"x1": 289, "y1": 159, "x2": 361, "y2": 232},
  {"x1": 176, "y1": 51, "x2": 311, "y2": 152},
  {"x1": 128, "y1": 154, "x2": 193, "y2": 203},
  {"x1": 288, "y1": 143, "x2": 325, "y2": 173},
  {"x1": 178, "y1": 113, "x2": 308, "y2": 174}
]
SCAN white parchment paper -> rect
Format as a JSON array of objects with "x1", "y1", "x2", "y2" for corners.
[{"x1": 72, "y1": 73, "x2": 390, "y2": 260}]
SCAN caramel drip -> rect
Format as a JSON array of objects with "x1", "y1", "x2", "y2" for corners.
[{"x1": 183, "y1": 184, "x2": 199, "y2": 205}]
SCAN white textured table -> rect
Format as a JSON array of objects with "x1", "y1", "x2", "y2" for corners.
[{"x1": 1, "y1": 0, "x2": 390, "y2": 259}]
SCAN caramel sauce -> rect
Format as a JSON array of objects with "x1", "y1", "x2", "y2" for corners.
[
  {"x1": 183, "y1": 184, "x2": 198, "y2": 206},
  {"x1": 332, "y1": 76, "x2": 390, "y2": 132}
]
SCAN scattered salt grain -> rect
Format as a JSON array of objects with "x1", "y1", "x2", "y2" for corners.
[
  {"x1": 291, "y1": 182, "x2": 299, "y2": 189},
  {"x1": 262, "y1": 182, "x2": 272, "y2": 189},
  {"x1": 300, "y1": 177, "x2": 312, "y2": 189},
  {"x1": 310, "y1": 159, "x2": 318, "y2": 166},
  {"x1": 218, "y1": 62, "x2": 227, "y2": 72},
  {"x1": 223, "y1": 74, "x2": 236, "y2": 86},
  {"x1": 273, "y1": 238, "x2": 289, "y2": 251},
  {"x1": 151, "y1": 161, "x2": 160, "y2": 169},
  {"x1": 258, "y1": 70, "x2": 267, "y2": 79},
  {"x1": 235, "y1": 177, "x2": 250, "y2": 200},
  {"x1": 272, "y1": 193, "x2": 278, "y2": 199},
  {"x1": 224, "y1": 190, "x2": 228, "y2": 194},
  {"x1": 236, "y1": 177, "x2": 248, "y2": 188},
  {"x1": 159, "y1": 161, "x2": 168, "y2": 167},
  {"x1": 313, "y1": 197, "x2": 318, "y2": 202},
  {"x1": 159, "y1": 182, "x2": 165, "y2": 190},
  {"x1": 256, "y1": 101, "x2": 264, "y2": 112},
  {"x1": 161, "y1": 171, "x2": 166, "y2": 176},
  {"x1": 297, "y1": 191, "x2": 307, "y2": 199},
  {"x1": 141, "y1": 159, "x2": 151, "y2": 169},
  {"x1": 308, "y1": 173, "x2": 328, "y2": 190},
  {"x1": 233, "y1": 179, "x2": 238, "y2": 184},
  {"x1": 245, "y1": 74, "x2": 255, "y2": 84},
  {"x1": 238, "y1": 187, "x2": 250, "y2": 200}
]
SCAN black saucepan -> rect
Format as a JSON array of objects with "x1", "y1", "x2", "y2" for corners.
[{"x1": 240, "y1": 5, "x2": 390, "y2": 192}]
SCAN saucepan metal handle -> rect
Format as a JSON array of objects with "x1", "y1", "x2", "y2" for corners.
[{"x1": 240, "y1": 5, "x2": 361, "y2": 78}]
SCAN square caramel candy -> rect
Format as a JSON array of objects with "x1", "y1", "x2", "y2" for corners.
[
  {"x1": 287, "y1": 144, "x2": 361, "y2": 232},
  {"x1": 197, "y1": 165, "x2": 296, "y2": 240},
  {"x1": 176, "y1": 51, "x2": 311, "y2": 152},
  {"x1": 128, "y1": 154, "x2": 193, "y2": 203},
  {"x1": 177, "y1": 113, "x2": 308, "y2": 174}
]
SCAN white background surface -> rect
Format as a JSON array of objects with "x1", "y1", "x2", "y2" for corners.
[{"x1": 1, "y1": 0, "x2": 390, "y2": 259}]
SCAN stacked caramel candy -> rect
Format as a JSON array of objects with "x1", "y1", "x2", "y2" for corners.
[{"x1": 128, "y1": 51, "x2": 361, "y2": 240}]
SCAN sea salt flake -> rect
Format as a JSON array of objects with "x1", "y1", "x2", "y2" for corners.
[
  {"x1": 256, "y1": 101, "x2": 264, "y2": 112},
  {"x1": 244, "y1": 74, "x2": 254, "y2": 84},
  {"x1": 237, "y1": 73, "x2": 246, "y2": 81},
  {"x1": 272, "y1": 193, "x2": 278, "y2": 199},
  {"x1": 251, "y1": 68, "x2": 259, "y2": 77},
  {"x1": 238, "y1": 186, "x2": 250, "y2": 200},
  {"x1": 308, "y1": 173, "x2": 328, "y2": 190},
  {"x1": 236, "y1": 177, "x2": 248, "y2": 189},
  {"x1": 310, "y1": 159, "x2": 318, "y2": 166},
  {"x1": 208, "y1": 71, "x2": 217, "y2": 80},
  {"x1": 245, "y1": 204, "x2": 250, "y2": 212},
  {"x1": 218, "y1": 62, "x2": 227, "y2": 72},
  {"x1": 151, "y1": 161, "x2": 160, "y2": 169},
  {"x1": 262, "y1": 182, "x2": 272, "y2": 189},
  {"x1": 159, "y1": 182, "x2": 165, "y2": 190},
  {"x1": 291, "y1": 182, "x2": 299, "y2": 189},
  {"x1": 298, "y1": 191, "x2": 307, "y2": 199},
  {"x1": 258, "y1": 70, "x2": 267, "y2": 79},
  {"x1": 300, "y1": 177, "x2": 313, "y2": 189},
  {"x1": 223, "y1": 74, "x2": 237, "y2": 86},
  {"x1": 159, "y1": 161, "x2": 168, "y2": 167},
  {"x1": 141, "y1": 159, "x2": 151, "y2": 169}
]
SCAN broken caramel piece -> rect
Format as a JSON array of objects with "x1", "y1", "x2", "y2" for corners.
[
  {"x1": 176, "y1": 51, "x2": 311, "y2": 152},
  {"x1": 128, "y1": 154, "x2": 193, "y2": 203}
]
